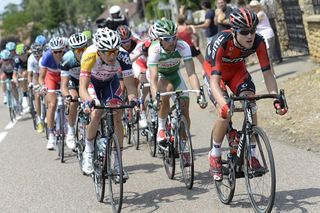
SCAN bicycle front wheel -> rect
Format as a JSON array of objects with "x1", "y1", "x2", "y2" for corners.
[
  {"x1": 75, "y1": 112, "x2": 86, "y2": 173},
  {"x1": 146, "y1": 107, "x2": 157, "y2": 157},
  {"x1": 59, "y1": 109, "x2": 65, "y2": 163},
  {"x1": 107, "y1": 134, "x2": 123, "y2": 213},
  {"x1": 93, "y1": 136, "x2": 106, "y2": 202},
  {"x1": 177, "y1": 116, "x2": 194, "y2": 189},
  {"x1": 131, "y1": 109, "x2": 140, "y2": 150},
  {"x1": 244, "y1": 126, "x2": 276, "y2": 213}
]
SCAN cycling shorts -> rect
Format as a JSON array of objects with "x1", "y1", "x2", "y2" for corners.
[
  {"x1": 45, "y1": 71, "x2": 61, "y2": 91},
  {"x1": 89, "y1": 75, "x2": 123, "y2": 106},
  {"x1": 2, "y1": 71, "x2": 13, "y2": 80},
  {"x1": 68, "y1": 76, "x2": 79, "y2": 90}
]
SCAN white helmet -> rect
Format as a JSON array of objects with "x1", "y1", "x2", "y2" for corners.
[
  {"x1": 48, "y1": 37, "x2": 65, "y2": 50},
  {"x1": 93, "y1": 28, "x2": 121, "y2": 50},
  {"x1": 109, "y1": 5, "x2": 121, "y2": 14},
  {"x1": 68, "y1": 33, "x2": 88, "y2": 49},
  {"x1": 148, "y1": 25, "x2": 157, "y2": 40}
]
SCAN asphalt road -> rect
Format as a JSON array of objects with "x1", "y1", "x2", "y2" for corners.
[{"x1": 0, "y1": 56, "x2": 319, "y2": 213}]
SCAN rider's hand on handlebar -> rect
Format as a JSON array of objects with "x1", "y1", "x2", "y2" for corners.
[
  {"x1": 40, "y1": 85, "x2": 47, "y2": 95},
  {"x1": 220, "y1": 103, "x2": 230, "y2": 119},
  {"x1": 28, "y1": 82, "x2": 33, "y2": 89},
  {"x1": 152, "y1": 99, "x2": 161, "y2": 111},
  {"x1": 273, "y1": 99, "x2": 288, "y2": 115},
  {"x1": 64, "y1": 95, "x2": 72, "y2": 104},
  {"x1": 83, "y1": 99, "x2": 95, "y2": 113}
]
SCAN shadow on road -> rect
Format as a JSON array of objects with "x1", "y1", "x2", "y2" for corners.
[
  {"x1": 122, "y1": 185, "x2": 209, "y2": 212},
  {"x1": 274, "y1": 188, "x2": 320, "y2": 212},
  {"x1": 125, "y1": 163, "x2": 162, "y2": 174}
]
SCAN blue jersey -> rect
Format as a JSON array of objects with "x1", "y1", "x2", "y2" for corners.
[
  {"x1": 40, "y1": 50, "x2": 61, "y2": 73},
  {"x1": 61, "y1": 50, "x2": 80, "y2": 79}
]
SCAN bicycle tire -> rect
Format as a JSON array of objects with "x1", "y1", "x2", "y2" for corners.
[
  {"x1": 75, "y1": 111, "x2": 86, "y2": 173},
  {"x1": 29, "y1": 95, "x2": 37, "y2": 130},
  {"x1": 163, "y1": 116, "x2": 175, "y2": 179},
  {"x1": 122, "y1": 109, "x2": 131, "y2": 144},
  {"x1": 146, "y1": 106, "x2": 157, "y2": 157},
  {"x1": 244, "y1": 126, "x2": 276, "y2": 213},
  {"x1": 131, "y1": 110, "x2": 140, "y2": 150},
  {"x1": 177, "y1": 115, "x2": 194, "y2": 189},
  {"x1": 41, "y1": 100, "x2": 48, "y2": 140},
  {"x1": 93, "y1": 136, "x2": 106, "y2": 202},
  {"x1": 107, "y1": 134, "x2": 123, "y2": 213}
]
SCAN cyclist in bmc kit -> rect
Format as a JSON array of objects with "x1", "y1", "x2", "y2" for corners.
[
  {"x1": 204, "y1": 8, "x2": 288, "y2": 181},
  {"x1": 148, "y1": 19, "x2": 207, "y2": 144},
  {"x1": 79, "y1": 28, "x2": 137, "y2": 175},
  {"x1": 60, "y1": 33, "x2": 89, "y2": 150}
]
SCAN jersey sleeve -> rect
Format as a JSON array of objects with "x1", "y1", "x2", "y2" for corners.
[
  {"x1": 177, "y1": 40, "x2": 192, "y2": 62},
  {"x1": 204, "y1": 42, "x2": 224, "y2": 76},
  {"x1": 117, "y1": 51, "x2": 133, "y2": 78},
  {"x1": 27, "y1": 56, "x2": 34, "y2": 73},
  {"x1": 255, "y1": 35, "x2": 271, "y2": 72},
  {"x1": 80, "y1": 52, "x2": 96, "y2": 77},
  {"x1": 147, "y1": 42, "x2": 161, "y2": 67}
]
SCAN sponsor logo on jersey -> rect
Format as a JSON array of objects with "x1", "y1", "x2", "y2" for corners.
[
  {"x1": 222, "y1": 57, "x2": 245, "y2": 63},
  {"x1": 208, "y1": 34, "x2": 225, "y2": 61},
  {"x1": 117, "y1": 52, "x2": 132, "y2": 65}
]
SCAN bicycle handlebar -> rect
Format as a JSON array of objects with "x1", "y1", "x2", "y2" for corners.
[{"x1": 159, "y1": 89, "x2": 200, "y2": 97}]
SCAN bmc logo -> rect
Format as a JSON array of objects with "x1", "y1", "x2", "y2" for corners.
[{"x1": 208, "y1": 35, "x2": 225, "y2": 61}]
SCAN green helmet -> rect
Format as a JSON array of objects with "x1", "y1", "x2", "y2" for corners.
[
  {"x1": 82, "y1": 30, "x2": 92, "y2": 40},
  {"x1": 16, "y1": 43, "x2": 27, "y2": 55},
  {"x1": 153, "y1": 19, "x2": 177, "y2": 38}
]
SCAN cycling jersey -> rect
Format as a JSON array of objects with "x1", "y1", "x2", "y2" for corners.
[
  {"x1": 203, "y1": 30, "x2": 270, "y2": 94},
  {"x1": 130, "y1": 41, "x2": 148, "y2": 78},
  {"x1": 14, "y1": 57, "x2": 28, "y2": 72},
  {"x1": 27, "y1": 54, "x2": 40, "y2": 74},
  {"x1": 80, "y1": 44, "x2": 133, "y2": 81},
  {"x1": 1, "y1": 61, "x2": 14, "y2": 79},
  {"x1": 40, "y1": 50, "x2": 63, "y2": 91},
  {"x1": 61, "y1": 50, "x2": 80, "y2": 80},
  {"x1": 148, "y1": 39, "x2": 192, "y2": 89}
]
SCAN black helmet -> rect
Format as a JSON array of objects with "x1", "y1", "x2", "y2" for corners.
[{"x1": 230, "y1": 8, "x2": 258, "y2": 30}]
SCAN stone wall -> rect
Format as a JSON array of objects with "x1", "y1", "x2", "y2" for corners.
[{"x1": 306, "y1": 15, "x2": 320, "y2": 62}]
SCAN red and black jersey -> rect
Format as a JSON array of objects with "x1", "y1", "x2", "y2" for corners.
[{"x1": 204, "y1": 30, "x2": 271, "y2": 77}]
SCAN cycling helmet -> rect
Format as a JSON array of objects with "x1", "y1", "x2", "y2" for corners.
[
  {"x1": 116, "y1": 25, "x2": 132, "y2": 41},
  {"x1": 153, "y1": 19, "x2": 177, "y2": 38},
  {"x1": 82, "y1": 30, "x2": 92, "y2": 40},
  {"x1": 148, "y1": 25, "x2": 157, "y2": 40},
  {"x1": 5, "y1": 42, "x2": 16, "y2": 51},
  {"x1": 93, "y1": 28, "x2": 121, "y2": 50},
  {"x1": 0, "y1": 49, "x2": 12, "y2": 60},
  {"x1": 48, "y1": 37, "x2": 65, "y2": 50},
  {"x1": 230, "y1": 8, "x2": 258, "y2": 30},
  {"x1": 68, "y1": 33, "x2": 88, "y2": 49},
  {"x1": 109, "y1": 5, "x2": 121, "y2": 15},
  {"x1": 35, "y1": 35, "x2": 47, "y2": 46},
  {"x1": 16, "y1": 43, "x2": 27, "y2": 55},
  {"x1": 30, "y1": 43, "x2": 43, "y2": 53}
]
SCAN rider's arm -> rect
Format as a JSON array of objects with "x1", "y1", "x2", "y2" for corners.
[
  {"x1": 263, "y1": 70, "x2": 278, "y2": 94},
  {"x1": 60, "y1": 74, "x2": 69, "y2": 97},
  {"x1": 184, "y1": 59, "x2": 201, "y2": 94},
  {"x1": 79, "y1": 75, "x2": 92, "y2": 102},
  {"x1": 39, "y1": 67, "x2": 46, "y2": 87},
  {"x1": 149, "y1": 65, "x2": 158, "y2": 100},
  {"x1": 123, "y1": 76, "x2": 138, "y2": 101}
]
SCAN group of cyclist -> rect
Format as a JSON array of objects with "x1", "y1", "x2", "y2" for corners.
[{"x1": 0, "y1": 7, "x2": 288, "y2": 189}]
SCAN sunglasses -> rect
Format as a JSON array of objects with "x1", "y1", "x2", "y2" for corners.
[
  {"x1": 99, "y1": 49, "x2": 119, "y2": 56},
  {"x1": 161, "y1": 35, "x2": 177, "y2": 42},
  {"x1": 53, "y1": 50, "x2": 64, "y2": 54},
  {"x1": 34, "y1": 53, "x2": 42, "y2": 57},
  {"x1": 238, "y1": 28, "x2": 256, "y2": 36},
  {"x1": 74, "y1": 47, "x2": 87, "y2": 54}
]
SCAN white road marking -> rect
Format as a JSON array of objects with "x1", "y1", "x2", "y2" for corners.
[
  {"x1": 5, "y1": 121, "x2": 16, "y2": 130},
  {"x1": 0, "y1": 132, "x2": 8, "y2": 143}
]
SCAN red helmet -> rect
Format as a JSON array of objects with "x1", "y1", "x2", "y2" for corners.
[
  {"x1": 230, "y1": 8, "x2": 258, "y2": 30},
  {"x1": 116, "y1": 25, "x2": 132, "y2": 41}
]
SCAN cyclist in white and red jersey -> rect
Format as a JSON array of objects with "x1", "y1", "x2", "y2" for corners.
[
  {"x1": 204, "y1": 8, "x2": 288, "y2": 181},
  {"x1": 39, "y1": 37, "x2": 66, "y2": 150},
  {"x1": 79, "y1": 28, "x2": 137, "y2": 175}
]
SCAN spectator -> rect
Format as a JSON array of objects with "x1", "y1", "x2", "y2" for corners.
[
  {"x1": 104, "y1": 5, "x2": 128, "y2": 30},
  {"x1": 215, "y1": 0, "x2": 233, "y2": 32},
  {"x1": 249, "y1": 0, "x2": 276, "y2": 76},
  {"x1": 260, "y1": 0, "x2": 283, "y2": 64},
  {"x1": 176, "y1": 15, "x2": 204, "y2": 65},
  {"x1": 192, "y1": 0, "x2": 218, "y2": 43}
]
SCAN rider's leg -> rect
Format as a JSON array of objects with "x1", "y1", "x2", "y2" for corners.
[{"x1": 67, "y1": 89, "x2": 78, "y2": 132}]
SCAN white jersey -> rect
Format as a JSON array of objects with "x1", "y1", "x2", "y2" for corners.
[{"x1": 27, "y1": 54, "x2": 40, "y2": 74}]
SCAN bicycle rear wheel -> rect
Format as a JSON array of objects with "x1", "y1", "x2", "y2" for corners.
[
  {"x1": 107, "y1": 135, "x2": 123, "y2": 213},
  {"x1": 177, "y1": 116, "x2": 194, "y2": 189},
  {"x1": 146, "y1": 106, "x2": 157, "y2": 157},
  {"x1": 122, "y1": 109, "x2": 131, "y2": 144},
  {"x1": 29, "y1": 95, "x2": 37, "y2": 130},
  {"x1": 244, "y1": 126, "x2": 276, "y2": 213},
  {"x1": 131, "y1": 109, "x2": 140, "y2": 150}
]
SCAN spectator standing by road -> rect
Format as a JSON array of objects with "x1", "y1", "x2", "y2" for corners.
[
  {"x1": 249, "y1": 0, "x2": 276, "y2": 76},
  {"x1": 176, "y1": 15, "x2": 205, "y2": 65},
  {"x1": 192, "y1": 0, "x2": 218, "y2": 43},
  {"x1": 215, "y1": 0, "x2": 233, "y2": 32},
  {"x1": 260, "y1": 0, "x2": 283, "y2": 64}
]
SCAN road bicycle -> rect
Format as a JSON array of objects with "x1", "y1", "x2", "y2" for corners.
[
  {"x1": 92, "y1": 103, "x2": 134, "y2": 213},
  {"x1": 40, "y1": 93, "x2": 48, "y2": 139},
  {"x1": 212, "y1": 89, "x2": 288, "y2": 213},
  {"x1": 27, "y1": 85, "x2": 37, "y2": 130},
  {"x1": 157, "y1": 88, "x2": 205, "y2": 189},
  {"x1": 2, "y1": 78, "x2": 17, "y2": 122}
]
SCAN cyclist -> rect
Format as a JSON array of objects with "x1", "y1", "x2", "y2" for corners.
[
  {"x1": 117, "y1": 25, "x2": 150, "y2": 128},
  {"x1": 204, "y1": 8, "x2": 288, "y2": 181},
  {"x1": 79, "y1": 28, "x2": 137, "y2": 175},
  {"x1": 1, "y1": 49, "x2": 18, "y2": 104},
  {"x1": 82, "y1": 30, "x2": 93, "y2": 45},
  {"x1": 28, "y1": 43, "x2": 44, "y2": 133},
  {"x1": 35, "y1": 35, "x2": 47, "y2": 47},
  {"x1": 39, "y1": 37, "x2": 65, "y2": 150},
  {"x1": 148, "y1": 19, "x2": 207, "y2": 144},
  {"x1": 14, "y1": 43, "x2": 30, "y2": 109},
  {"x1": 6, "y1": 42, "x2": 16, "y2": 58},
  {"x1": 60, "y1": 33, "x2": 88, "y2": 150}
]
